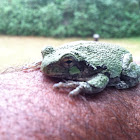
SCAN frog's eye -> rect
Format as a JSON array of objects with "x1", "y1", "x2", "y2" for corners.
[{"x1": 61, "y1": 56, "x2": 75, "y2": 68}]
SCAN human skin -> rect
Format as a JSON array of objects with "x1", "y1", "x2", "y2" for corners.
[{"x1": 0, "y1": 65, "x2": 140, "y2": 140}]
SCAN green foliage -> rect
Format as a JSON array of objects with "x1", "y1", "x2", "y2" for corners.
[{"x1": 0, "y1": 0, "x2": 140, "y2": 37}]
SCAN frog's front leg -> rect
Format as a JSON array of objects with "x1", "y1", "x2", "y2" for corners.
[{"x1": 53, "y1": 74, "x2": 109, "y2": 96}]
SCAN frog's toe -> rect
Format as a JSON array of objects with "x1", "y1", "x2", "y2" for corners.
[
  {"x1": 68, "y1": 85, "x2": 83, "y2": 96},
  {"x1": 53, "y1": 82, "x2": 66, "y2": 88},
  {"x1": 53, "y1": 81, "x2": 80, "y2": 89}
]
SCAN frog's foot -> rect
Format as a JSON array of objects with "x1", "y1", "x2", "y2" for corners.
[
  {"x1": 53, "y1": 81, "x2": 93, "y2": 96},
  {"x1": 121, "y1": 61, "x2": 140, "y2": 88},
  {"x1": 115, "y1": 81, "x2": 129, "y2": 89}
]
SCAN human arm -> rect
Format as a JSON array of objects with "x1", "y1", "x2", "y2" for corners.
[{"x1": 0, "y1": 69, "x2": 140, "y2": 140}]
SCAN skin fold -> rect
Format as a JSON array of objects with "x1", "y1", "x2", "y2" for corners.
[{"x1": 0, "y1": 65, "x2": 140, "y2": 140}]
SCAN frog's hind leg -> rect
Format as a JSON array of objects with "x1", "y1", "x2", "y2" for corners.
[{"x1": 116, "y1": 53, "x2": 140, "y2": 89}]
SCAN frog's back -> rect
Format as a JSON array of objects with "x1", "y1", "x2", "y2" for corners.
[
  {"x1": 60, "y1": 41, "x2": 130, "y2": 78},
  {"x1": 60, "y1": 41, "x2": 128, "y2": 54}
]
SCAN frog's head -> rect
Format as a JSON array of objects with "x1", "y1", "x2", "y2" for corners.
[{"x1": 41, "y1": 46, "x2": 83, "y2": 79}]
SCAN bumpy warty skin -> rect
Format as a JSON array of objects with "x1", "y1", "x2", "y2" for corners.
[
  {"x1": 41, "y1": 41, "x2": 140, "y2": 96},
  {"x1": 41, "y1": 41, "x2": 129, "y2": 78}
]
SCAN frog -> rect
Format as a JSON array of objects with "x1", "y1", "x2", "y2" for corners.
[{"x1": 41, "y1": 41, "x2": 140, "y2": 96}]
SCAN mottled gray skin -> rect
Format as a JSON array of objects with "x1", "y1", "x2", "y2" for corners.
[{"x1": 41, "y1": 41, "x2": 140, "y2": 96}]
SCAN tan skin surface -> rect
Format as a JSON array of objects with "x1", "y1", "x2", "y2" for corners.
[{"x1": 0, "y1": 64, "x2": 140, "y2": 140}]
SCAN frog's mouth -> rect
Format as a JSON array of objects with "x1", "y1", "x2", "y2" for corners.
[{"x1": 42, "y1": 63, "x2": 69, "y2": 78}]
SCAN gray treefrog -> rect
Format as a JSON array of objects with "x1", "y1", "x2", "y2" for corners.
[{"x1": 41, "y1": 41, "x2": 140, "y2": 96}]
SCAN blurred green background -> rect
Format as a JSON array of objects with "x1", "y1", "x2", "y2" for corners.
[
  {"x1": 0, "y1": 0, "x2": 140, "y2": 70},
  {"x1": 0, "y1": 0, "x2": 140, "y2": 38}
]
